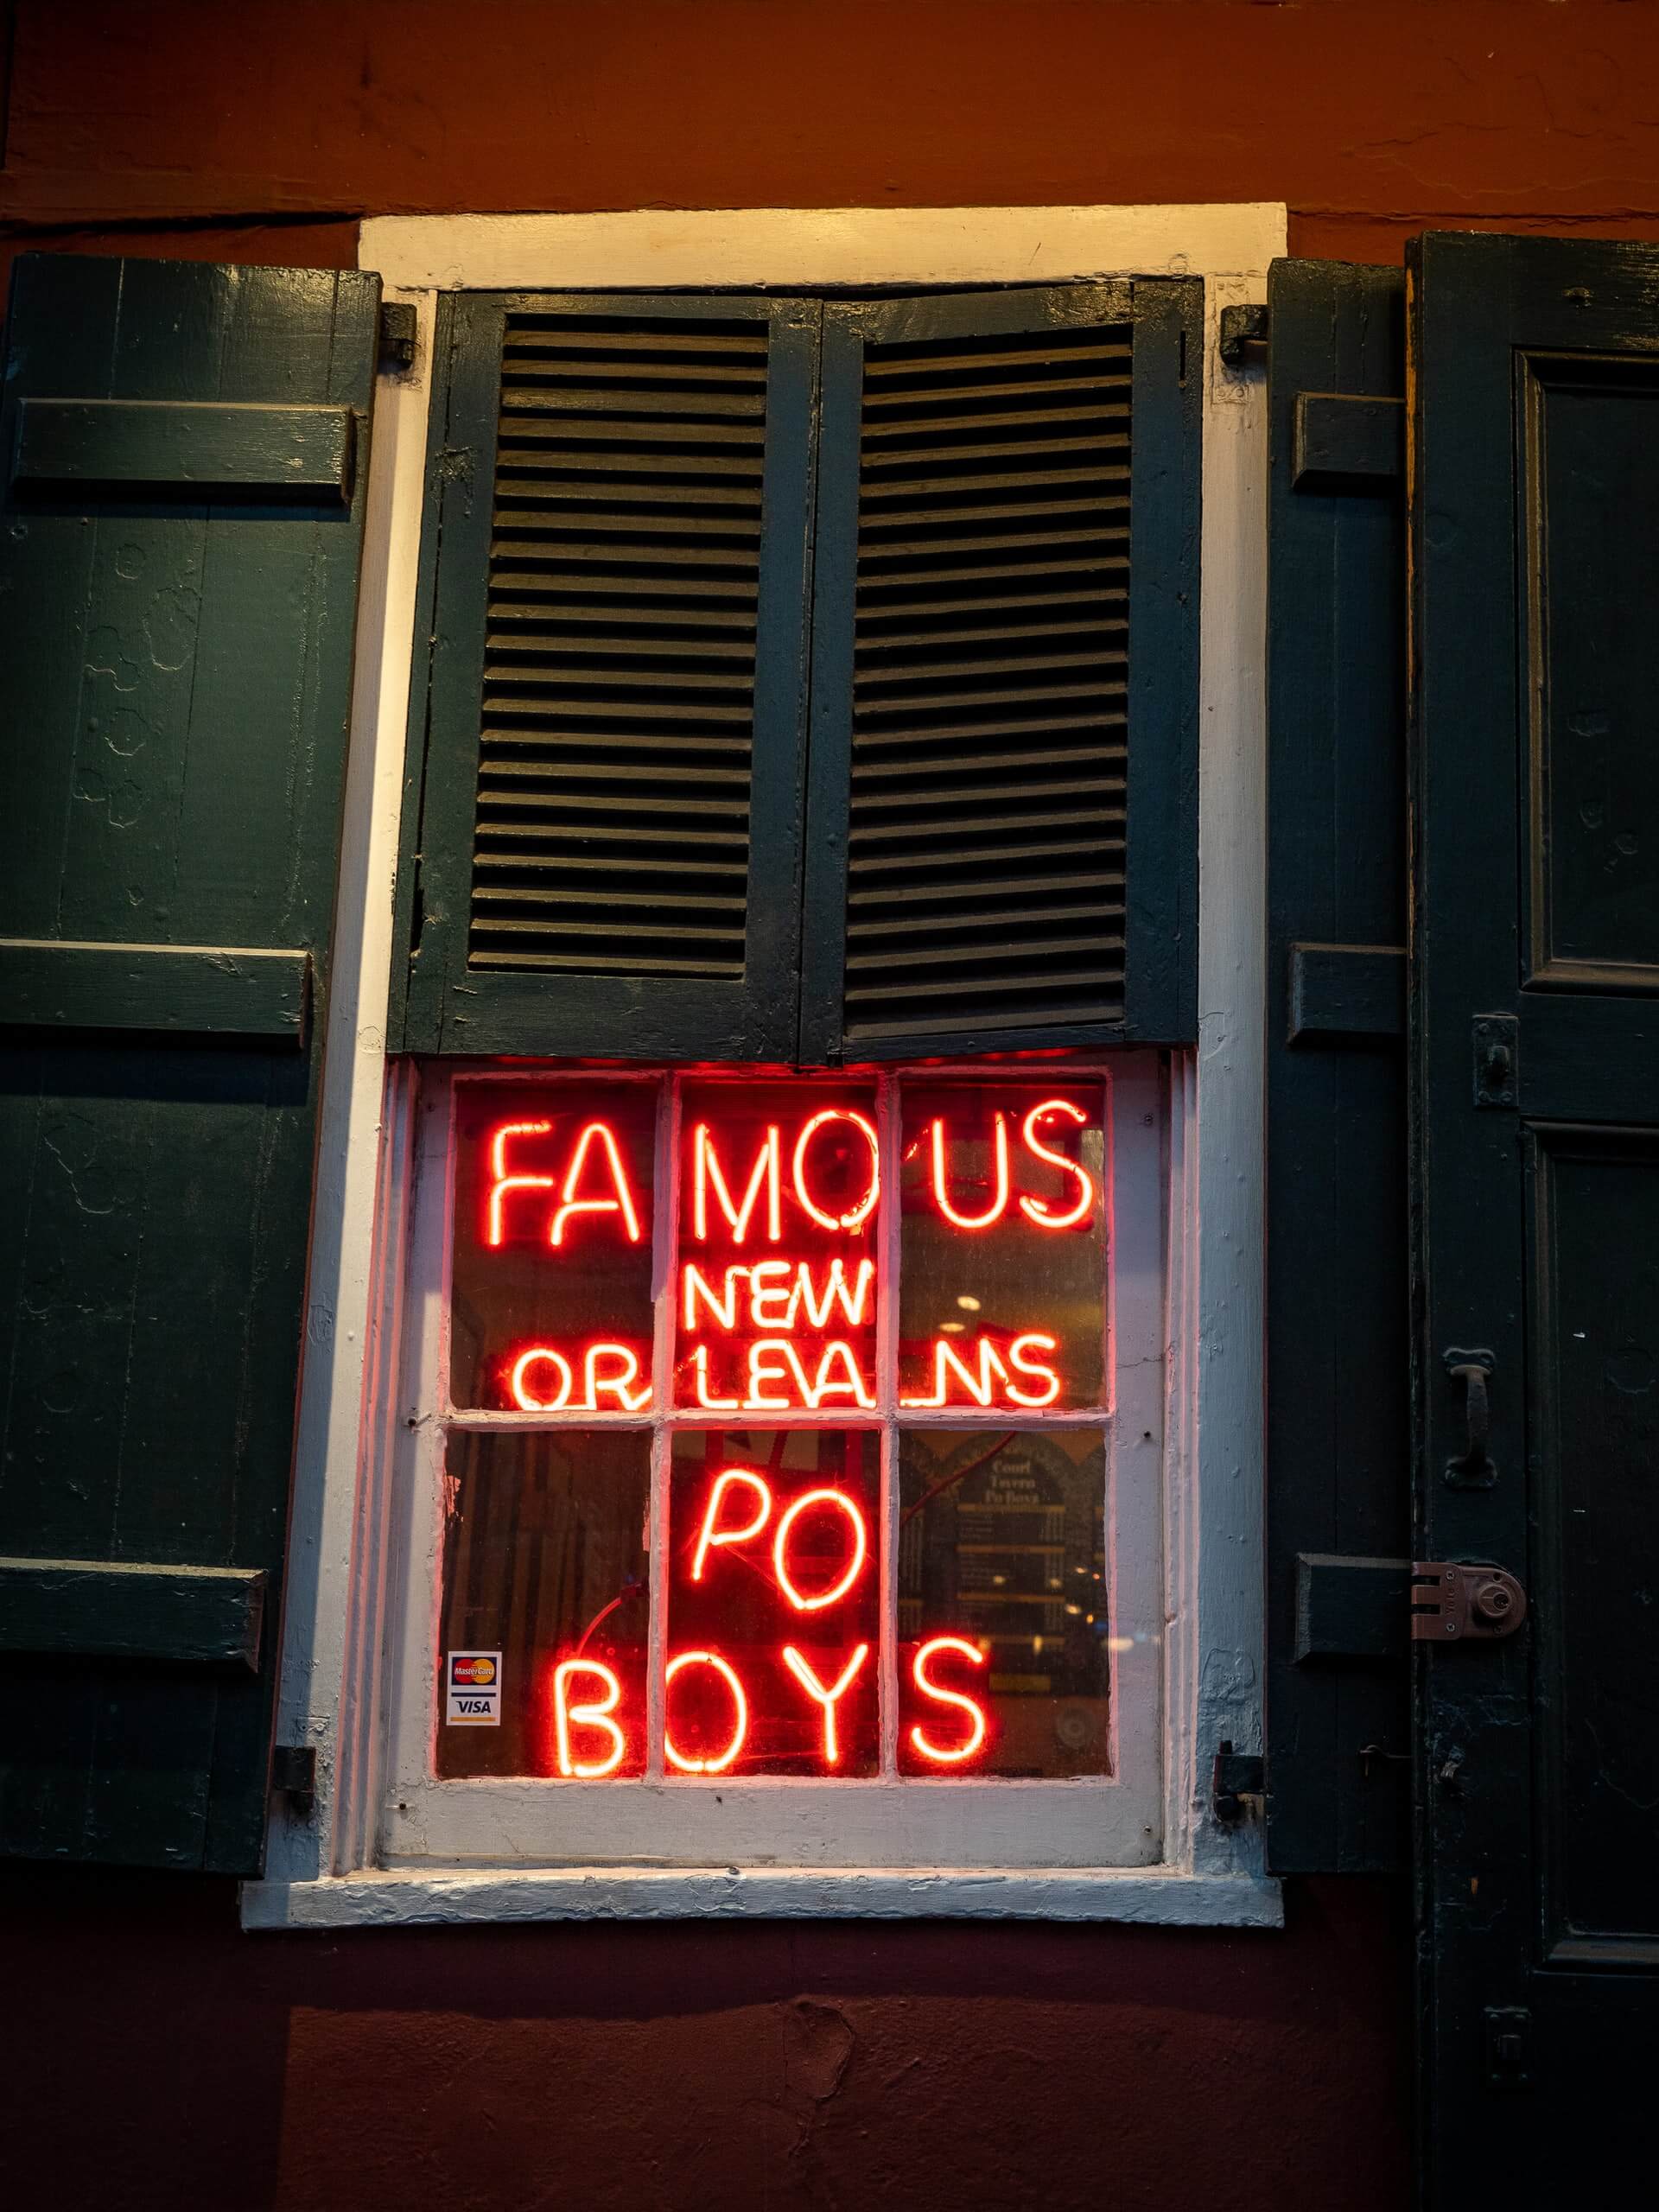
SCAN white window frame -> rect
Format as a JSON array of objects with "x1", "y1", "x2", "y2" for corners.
[
  {"x1": 388, "y1": 1058, "x2": 1163, "y2": 1871},
  {"x1": 243, "y1": 202, "x2": 1286, "y2": 1931}
]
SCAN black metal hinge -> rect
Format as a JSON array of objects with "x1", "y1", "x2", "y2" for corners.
[
  {"x1": 1212, "y1": 1741, "x2": 1265, "y2": 1821},
  {"x1": 271, "y1": 1743, "x2": 317, "y2": 1817},
  {"x1": 1218, "y1": 302, "x2": 1268, "y2": 368},
  {"x1": 378, "y1": 301, "x2": 417, "y2": 374}
]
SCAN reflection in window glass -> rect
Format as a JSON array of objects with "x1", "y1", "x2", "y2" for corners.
[
  {"x1": 899, "y1": 1081, "x2": 1107, "y2": 1411},
  {"x1": 898, "y1": 1429, "x2": 1109, "y2": 1777},
  {"x1": 437, "y1": 1430, "x2": 650, "y2": 1778},
  {"x1": 449, "y1": 1081, "x2": 656, "y2": 1411},
  {"x1": 668, "y1": 1428, "x2": 880, "y2": 1777}
]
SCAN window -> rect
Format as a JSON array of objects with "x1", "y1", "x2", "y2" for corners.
[
  {"x1": 247, "y1": 207, "x2": 1282, "y2": 1927},
  {"x1": 385, "y1": 1060, "x2": 1166, "y2": 1866}
]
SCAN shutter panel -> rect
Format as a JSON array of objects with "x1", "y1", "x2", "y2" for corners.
[
  {"x1": 1408, "y1": 232, "x2": 1659, "y2": 2199},
  {"x1": 398, "y1": 293, "x2": 818, "y2": 1059},
  {"x1": 0, "y1": 255, "x2": 379, "y2": 1872},
  {"x1": 800, "y1": 282, "x2": 1200, "y2": 1061},
  {"x1": 1262, "y1": 262, "x2": 1410, "y2": 1875}
]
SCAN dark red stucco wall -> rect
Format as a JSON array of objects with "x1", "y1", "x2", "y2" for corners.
[
  {"x1": 5, "y1": 4, "x2": 1650, "y2": 2204},
  {"x1": 5, "y1": 1866, "x2": 1409, "y2": 2211}
]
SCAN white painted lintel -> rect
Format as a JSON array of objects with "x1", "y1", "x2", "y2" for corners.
[
  {"x1": 359, "y1": 203, "x2": 1285, "y2": 292},
  {"x1": 244, "y1": 1865, "x2": 1283, "y2": 1932}
]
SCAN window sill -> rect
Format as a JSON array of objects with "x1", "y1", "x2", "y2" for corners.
[{"x1": 241, "y1": 1864, "x2": 1282, "y2": 1931}]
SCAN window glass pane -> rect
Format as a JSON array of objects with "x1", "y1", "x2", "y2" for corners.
[
  {"x1": 449, "y1": 1079, "x2": 658, "y2": 1411},
  {"x1": 667, "y1": 1427, "x2": 880, "y2": 1776},
  {"x1": 437, "y1": 1429, "x2": 651, "y2": 1779},
  {"x1": 898, "y1": 1428, "x2": 1109, "y2": 1777},
  {"x1": 674, "y1": 1081, "x2": 880, "y2": 1413},
  {"x1": 899, "y1": 1079, "x2": 1107, "y2": 1411}
]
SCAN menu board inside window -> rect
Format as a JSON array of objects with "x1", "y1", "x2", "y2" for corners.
[{"x1": 437, "y1": 1071, "x2": 1116, "y2": 1784}]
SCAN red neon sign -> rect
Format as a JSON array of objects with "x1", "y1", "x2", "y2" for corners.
[
  {"x1": 906, "y1": 1637, "x2": 990, "y2": 1767},
  {"x1": 1018, "y1": 1099, "x2": 1096, "y2": 1229},
  {"x1": 690, "y1": 1468, "x2": 772, "y2": 1581},
  {"x1": 486, "y1": 1120, "x2": 555, "y2": 1246},
  {"x1": 551, "y1": 1659, "x2": 627, "y2": 1779},
  {"x1": 508, "y1": 1342, "x2": 652, "y2": 1413},
  {"x1": 664, "y1": 1649, "x2": 749, "y2": 1774},
  {"x1": 665, "y1": 1450, "x2": 882, "y2": 1777},
  {"x1": 675, "y1": 1089, "x2": 881, "y2": 1413},
  {"x1": 447, "y1": 1076, "x2": 1112, "y2": 1785},
  {"x1": 900, "y1": 1332, "x2": 1061, "y2": 1410},
  {"x1": 781, "y1": 1642, "x2": 870, "y2": 1766}
]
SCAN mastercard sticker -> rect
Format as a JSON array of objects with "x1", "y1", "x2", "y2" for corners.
[{"x1": 446, "y1": 1649, "x2": 503, "y2": 1726}]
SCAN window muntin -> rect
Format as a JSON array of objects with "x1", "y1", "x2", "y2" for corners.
[{"x1": 394, "y1": 1060, "x2": 1166, "y2": 1855}]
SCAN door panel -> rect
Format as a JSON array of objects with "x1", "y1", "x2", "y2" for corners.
[
  {"x1": 1530, "y1": 1127, "x2": 1659, "y2": 1955},
  {"x1": 1409, "y1": 230, "x2": 1659, "y2": 2202},
  {"x1": 1524, "y1": 356, "x2": 1659, "y2": 988}
]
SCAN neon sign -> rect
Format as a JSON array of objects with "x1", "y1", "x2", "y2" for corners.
[
  {"x1": 452, "y1": 1078, "x2": 1105, "y2": 1416},
  {"x1": 440, "y1": 1074, "x2": 1113, "y2": 1787}
]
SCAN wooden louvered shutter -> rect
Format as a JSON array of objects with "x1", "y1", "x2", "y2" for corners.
[
  {"x1": 799, "y1": 283, "x2": 1201, "y2": 1061},
  {"x1": 399, "y1": 293, "x2": 818, "y2": 1058},
  {"x1": 0, "y1": 255, "x2": 379, "y2": 1872}
]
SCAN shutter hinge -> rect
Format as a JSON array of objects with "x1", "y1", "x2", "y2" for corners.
[
  {"x1": 378, "y1": 301, "x2": 417, "y2": 375},
  {"x1": 1410, "y1": 1562, "x2": 1529, "y2": 1643},
  {"x1": 1218, "y1": 302, "x2": 1268, "y2": 368},
  {"x1": 1211, "y1": 1740, "x2": 1265, "y2": 1822},
  {"x1": 270, "y1": 1744, "x2": 317, "y2": 1817}
]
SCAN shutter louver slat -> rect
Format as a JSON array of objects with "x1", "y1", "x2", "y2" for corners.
[
  {"x1": 841, "y1": 322, "x2": 1134, "y2": 1041},
  {"x1": 471, "y1": 315, "x2": 767, "y2": 982}
]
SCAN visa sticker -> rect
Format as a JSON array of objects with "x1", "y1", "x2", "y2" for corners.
[{"x1": 446, "y1": 1649, "x2": 503, "y2": 1726}]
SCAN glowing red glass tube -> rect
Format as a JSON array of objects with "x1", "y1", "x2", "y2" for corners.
[
  {"x1": 909, "y1": 1637, "x2": 989, "y2": 1766},
  {"x1": 781, "y1": 1642, "x2": 870, "y2": 1768},
  {"x1": 690, "y1": 1468, "x2": 772, "y2": 1582},
  {"x1": 771, "y1": 1487, "x2": 868, "y2": 1613},
  {"x1": 791, "y1": 1109, "x2": 880, "y2": 1232},
  {"x1": 551, "y1": 1658, "x2": 626, "y2": 1779},
  {"x1": 929, "y1": 1113, "x2": 1010, "y2": 1230},
  {"x1": 485, "y1": 1120, "x2": 554, "y2": 1246},
  {"x1": 1017, "y1": 1098, "x2": 1096, "y2": 1230},
  {"x1": 549, "y1": 1121, "x2": 642, "y2": 1249},
  {"x1": 664, "y1": 1650, "x2": 749, "y2": 1775}
]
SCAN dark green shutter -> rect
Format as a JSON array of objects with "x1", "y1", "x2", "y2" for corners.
[
  {"x1": 799, "y1": 282, "x2": 1201, "y2": 1061},
  {"x1": 1262, "y1": 262, "x2": 1410, "y2": 1873},
  {"x1": 1408, "y1": 232, "x2": 1659, "y2": 2202},
  {"x1": 397, "y1": 292, "x2": 819, "y2": 1059},
  {"x1": 0, "y1": 255, "x2": 379, "y2": 1872}
]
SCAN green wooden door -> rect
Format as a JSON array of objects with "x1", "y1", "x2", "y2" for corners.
[
  {"x1": 1409, "y1": 232, "x2": 1659, "y2": 2198},
  {"x1": 0, "y1": 255, "x2": 379, "y2": 1873}
]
